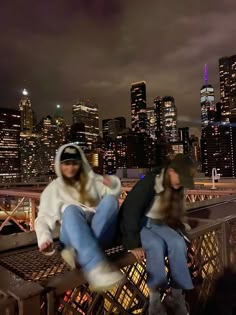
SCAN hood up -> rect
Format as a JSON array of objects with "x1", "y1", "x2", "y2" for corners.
[{"x1": 54, "y1": 143, "x2": 92, "y2": 177}]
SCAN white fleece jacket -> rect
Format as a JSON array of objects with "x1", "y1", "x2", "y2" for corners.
[{"x1": 35, "y1": 143, "x2": 121, "y2": 248}]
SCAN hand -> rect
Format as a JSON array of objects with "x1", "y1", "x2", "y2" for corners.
[
  {"x1": 129, "y1": 248, "x2": 145, "y2": 261},
  {"x1": 39, "y1": 240, "x2": 54, "y2": 255},
  {"x1": 103, "y1": 175, "x2": 112, "y2": 187}
]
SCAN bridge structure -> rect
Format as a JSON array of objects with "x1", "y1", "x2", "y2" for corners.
[{"x1": 0, "y1": 186, "x2": 236, "y2": 314}]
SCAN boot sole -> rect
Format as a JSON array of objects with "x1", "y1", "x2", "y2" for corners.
[
  {"x1": 89, "y1": 274, "x2": 127, "y2": 292},
  {"x1": 61, "y1": 249, "x2": 76, "y2": 269}
]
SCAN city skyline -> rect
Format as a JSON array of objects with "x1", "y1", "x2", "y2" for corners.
[{"x1": 1, "y1": 0, "x2": 236, "y2": 138}]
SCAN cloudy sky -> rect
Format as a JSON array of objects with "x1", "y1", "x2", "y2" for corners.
[{"x1": 1, "y1": 0, "x2": 236, "y2": 136}]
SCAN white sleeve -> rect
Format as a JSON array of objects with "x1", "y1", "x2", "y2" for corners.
[
  {"x1": 35, "y1": 183, "x2": 60, "y2": 247},
  {"x1": 95, "y1": 175, "x2": 122, "y2": 199}
]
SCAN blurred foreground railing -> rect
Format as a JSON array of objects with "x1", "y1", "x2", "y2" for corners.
[
  {"x1": 0, "y1": 196, "x2": 236, "y2": 314},
  {"x1": 1, "y1": 188, "x2": 236, "y2": 233}
]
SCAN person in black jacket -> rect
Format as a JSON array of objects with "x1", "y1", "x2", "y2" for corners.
[{"x1": 118, "y1": 154, "x2": 196, "y2": 315}]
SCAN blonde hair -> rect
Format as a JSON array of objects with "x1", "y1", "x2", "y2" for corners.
[{"x1": 62, "y1": 164, "x2": 97, "y2": 207}]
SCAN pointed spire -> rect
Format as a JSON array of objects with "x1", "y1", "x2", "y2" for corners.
[{"x1": 204, "y1": 64, "x2": 208, "y2": 85}]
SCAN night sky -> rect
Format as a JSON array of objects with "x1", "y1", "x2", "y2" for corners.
[{"x1": 1, "y1": 0, "x2": 236, "y2": 136}]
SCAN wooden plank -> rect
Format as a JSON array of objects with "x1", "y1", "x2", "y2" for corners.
[
  {"x1": 0, "y1": 227, "x2": 60, "y2": 252},
  {"x1": 46, "y1": 252, "x2": 135, "y2": 295},
  {"x1": 0, "y1": 265, "x2": 44, "y2": 300}
]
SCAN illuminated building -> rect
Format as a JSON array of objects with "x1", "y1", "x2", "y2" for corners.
[
  {"x1": 170, "y1": 142, "x2": 184, "y2": 155},
  {"x1": 189, "y1": 135, "x2": 201, "y2": 171},
  {"x1": 68, "y1": 123, "x2": 88, "y2": 152},
  {"x1": 154, "y1": 97, "x2": 164, "y2": 140},
  {"x1": 201, "y1": 123, "x2": 233, "y2": 177},
  {"x1": 20, "y1": 133, "x2": 40, "y2": 181},
  {"x1": 37, "y1": 116, "x2": 66, "y2": 175},
  {"x1": 103, "y1": 141, "x2": 117, "y2": 174},
  {"x1": 201, "y1": 65, "x2": 216, "y2": 129},
  {"x1": 19, "y1": 89, "x2": 33, "y2": 134},
  {"x1": 131, "y1": 81, "x2": 147, "y2": 134},
  {"x1": 102, "y1": 117, "x2": 126, "y2": 140},
  {"x1": 178, "y1": 127, "x2": 190, "y2": 154},
  {"x1": 219, "y1": 55, "x2": 236, "y2": 122},
  {"x1": 116, "y1": 133, "x2": 154, "y2": 169},
  {"x1": 0, "y1": 108, "x2": 21, "y2": 183},
  {"x1": 72, "y1": 99, "x2": 99, "y2": 149},
  {"x1": 146, "y1": 107, "x2": 156, "y2": 140},
  {"x1": 162, "y1": 96, "x2": 178, "y2": 142}
]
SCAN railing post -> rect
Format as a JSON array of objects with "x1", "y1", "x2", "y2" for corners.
[
  {"x1": 47, "y1": 291, "x2": 55, "y2": 315},
  {"x1": 30, "y1": 198, "x2": 36, "y2": 231},
  {"x1": 222, "y1": 220, "x2": 230, "y2": 268}
]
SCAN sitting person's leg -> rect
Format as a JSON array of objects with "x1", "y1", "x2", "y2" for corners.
[
  {"x1": 141, "y1": 226, "x2": 168, "y2": 315},
  {"x1": 91, "y1": 195, "x2": 119, "y2": 249},
  {"x1": 60, "y1": 204, "x2": 124, "y2": 291},
  {"x1": 150, "y1": 224, "x2": 192, "y2": 315}
]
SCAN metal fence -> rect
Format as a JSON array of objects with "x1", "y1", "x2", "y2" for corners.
[
  {"x1": 1, "y1": 188, "x2": 235, "y2": 233},
  {"x1": 1, "y1": 204, "x2": 236, "y2": 314}
]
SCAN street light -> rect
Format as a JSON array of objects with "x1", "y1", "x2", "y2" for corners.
[{"x1": 211, "y1": 168, "x2": 218, "y2": 190}]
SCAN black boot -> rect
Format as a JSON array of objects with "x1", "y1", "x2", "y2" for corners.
[
  {"x1": 164, "y1": 289, "x2": 189, "y2": 315},
  {"x1": 149, "y1": 290, "x2": 167, "y2": 315}
]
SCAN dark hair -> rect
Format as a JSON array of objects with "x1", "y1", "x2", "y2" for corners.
[{"x1": 158, "y1": 169, "x2": 185, "y2": 229}]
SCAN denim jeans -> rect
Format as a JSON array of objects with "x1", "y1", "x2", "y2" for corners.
[
  {"x1": 141, "y1": 219, "x2": 193, "y2": 290},
  {"x1": 60, "y1": 195, "x2": 118, "y2": 272}
]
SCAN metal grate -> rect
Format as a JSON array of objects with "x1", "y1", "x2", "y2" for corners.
[
  {"x1": 57, "y1": 261, "x2": 149, "y2": 315},
  {"x1": 0, "y1": 246, "x2": 69, "y2": 282},
  {"x1": 191, "y1": 226, "x2": 224, "y2": 303},
  {"x1": 0, "y1": 245, "x2": 125, "y2": 283}
]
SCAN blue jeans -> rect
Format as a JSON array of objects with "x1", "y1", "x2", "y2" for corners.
[
  {"x1": 141, "y1": 219, "x2": 193, "y2": 290},
  {"x1": 60, "y1": 195, "x2": 118, "y2": 272}
]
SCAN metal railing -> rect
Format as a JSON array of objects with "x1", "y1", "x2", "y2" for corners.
[
  {"x1": 1, "y1": 188, "x2": 236, "y2": 233},
  {"x1": 0, "y1": 196, "x2": 236, "y2": 314}
]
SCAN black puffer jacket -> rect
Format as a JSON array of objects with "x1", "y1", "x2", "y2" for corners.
[{"x1": 118, "y1": 169, "x2": 161, "y2": 250}]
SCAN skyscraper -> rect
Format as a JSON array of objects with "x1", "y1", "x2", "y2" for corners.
[
  {"x1": 189, "y1": 135, "x2": 201, "y2": 165},
  {"x1": 0, "y1": 108, "x2": 21, "y2": 183},
  {"x1": 146, "y1": 107, "x2": 156, "y2": 140},
  {"x1": 162, "y1": 96, "x2": 178, "y2": 142},
  {"x1": 102, "y1": 117, "x2": 126, "y2": 140},
  {"x1": 116, "y1": 133, "x2": 152, "y2": 169},
  {"x1": 154, "y1": 97, "x2": 164, "y2": 140},
  {"x1": 200, "y1": 65, "x2": 216, "y2": 129},
  {"x1": 37, "y1": 116, "x2": 66, "y2": 176},
  {"x1": 19, "y1": 89, "x2": 33, "y2": 134},
  {"x1": 20, "y1": 133, "x2": 40, "y2": 181},
  {"x1": 68, "y1": 123, "x2": 87, "y2": 151},
  {"x1": 201, "y1": 124, "x2": 233, "y2": 177},
  {"x1": 72, "y1": 99, "x2": 99, "y2": 149},
  {"x1": 179, "y1": 127, "x2": 190, "y2": 154},
  {"x1": 131, "y1": 81, "x2": 147, "y2": 134},
  {"x1": 219, "y1": 55, "x2": 236, "y2": 122}
]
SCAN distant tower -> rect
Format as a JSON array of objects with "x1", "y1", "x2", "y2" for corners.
[
  {"x1": 0, "y1": 108, "x2": 21, "y2": 183},
  {"x1": 162, "y1": 96, "x2": 178, "y2": 142},
  {"x1": 131, "y1": 81, "x2": 147, "y2": 134},
  {"x1": 72, "y1": 99, "x2": 99, "y2": 150},
  {"x1": 219, "y1": 55, "x2": 236, "y2": 122},
  {"x1": 19, "y1": 89, "x2": 33, "y2": 134},
  {"x1": 200, "y1": 65, "x2": 215, "y2": 129}
]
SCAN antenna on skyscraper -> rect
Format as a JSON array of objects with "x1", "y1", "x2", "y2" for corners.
[{"x1": 204, "y1": 64, "x2": 208, "y2": 85}]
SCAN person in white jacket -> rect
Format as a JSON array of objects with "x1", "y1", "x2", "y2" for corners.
[{"x1": 35, "y1": 143, "x2": 125, "y2": 291}]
